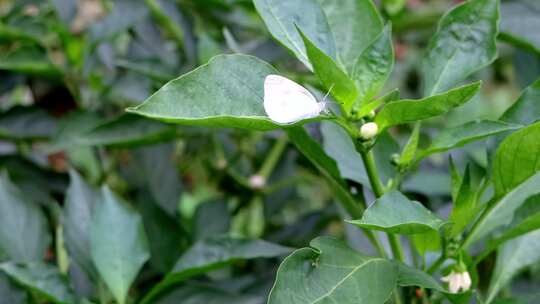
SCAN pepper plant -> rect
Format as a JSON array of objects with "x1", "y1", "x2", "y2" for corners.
[{"x1": 1, "y1": 0, "x2": 540, "y2": 303}]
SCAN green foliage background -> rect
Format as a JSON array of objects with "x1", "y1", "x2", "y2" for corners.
[{"x1": 0, "y1": 0, "x2": 539, "y2": 303}]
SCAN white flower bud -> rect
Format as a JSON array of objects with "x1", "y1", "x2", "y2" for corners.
[
  {"x1": 441, "y1": 270, "x2": 472, "y2": 294},
  {"x1": 248, "y1": 174, "x2": 266, "y2": 189},
  {"x1": 360, "y1": 122, "x2": 378, "y2": 140}
]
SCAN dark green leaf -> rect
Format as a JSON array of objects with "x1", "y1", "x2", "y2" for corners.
[
  {"x1": 77, "y1": 114, "x2": 177, "y2": 147},
  {"x1": 268, "y1": 237, "x2": 397, "y2": 304},
  {"x1": 0, "y1": 107, "x2": 57, "y2": 140},
  {"x1": 320, "y1": 121, "x2": 369, "y2": 186},
  {"x1": 63, "y1": 170, "x2": 99, "y2": 280},
  {"x1": 499, "y1": 78, "x2": 540, "y2": 126},
  {"x1": 448, "y1": 167, "x2": 480, "y2": 237},
  {"x1": 487, "y1": 230, "x2": 540, "y2": 303},
  {"x1": 0, "y1": 47, "x2": 62, "y2": 78},
  {"x1": 0, "y1": 173, "x2": 50, "y2": 262},
  {"x1": 493, "y1": 121, "x2": 540, "y2": 197},
  {"x1": 348, "y1": 190, "x2": 446, "y2": 234},
  {"x1": 316, "y1": 0, "x2": 383, "y2": 72},
  {"x1": 155, "y1": 283, "x2": 262, "y2": 304},
  {"x1": 398, "y1": 123, "x2": 420, "y2": 167},
  {"x1": 395, "y1": 261, "x2": 445, "y2": 291},
  {"x1": 419, "y1": 120, "x2": 520, "y2": 158},
  {"x1": 0, "y1": 272, "x2": 27, "y2": 303},
  {"x1": 299, "y1": 29, "x2": 358, "y2": 114},
  {"x1": 422, "y1": 0, "x2": 499, "y2": 96},
  {"x1": 90, "y1": 187, "x2": 150, "y2": 304},
  {"x1": 375, "y1": 82, "x2": 481, "y2": 130},
  {"x1": 127, "y1": 55, "x2": 310, "y2": 130},
  {"x1": 142, "y1": 236, "x2": 291, "y2": 304},
  {"x1": 352, "y1": 23, "x2": 394, "y2": 105},
  {"x1": 467, "y1": 171, "x2": 540, "y2": 245},
  {"x1": 253, "y1": 0, "x2": 335, "y2": 68},
  {"x1": 0, "y1": 262, "x2": 75, "y2": 304}
]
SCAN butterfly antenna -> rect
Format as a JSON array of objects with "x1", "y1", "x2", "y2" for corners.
[{"x1": 322, "y1": 84, "x2": 335, "y2": 104}]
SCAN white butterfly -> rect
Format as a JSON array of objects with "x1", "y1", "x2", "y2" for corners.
[{"x1": 263, "y1": 74, "x2": 326, "y2": 124}]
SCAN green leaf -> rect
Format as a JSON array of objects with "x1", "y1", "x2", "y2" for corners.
[
  {"x1": 419, "y1": 120, "x2": 521, "y2": 158},
  {"x1": 395, "y1": 261, "x2": 445, "y2": 291},
  {"x1": 499, "y1": 78, "x2": 540, "y2": 126},
  {"x1": 448, "y1": 167, "x2": 480, "y2": 237},
  {"x1": 398, "y1": 123, "x2": 420, "y2": 167},
  {"x1": 141, "y1": 236, "x2": 291, "y2": 304},
  {"x1": 90, "y1": 187, "x2": 150, "y2": 304},
  {"x1": 499, "y1": 1, "x2": 540, "y2": 55},
  {"x1": 286, "y1": 126, "x2": 364, "y2": 218},
  {"x1": 422, "y1": 0, "x2": 499, "y2": 96},
  {"x1": 0, "y1": 272, "x2": 27, "y2": 303},
  {"x1": 77, "y1": 114, "x2": 177, "y2": 147},
  {"x1": 0, "y1": 47, "x2": 62, "y2": 79},
  {"x1": 299, "y1": 28, "x2": 358, "y2": 114},
  {"x1": 0, "y1": 262, "x2": 75, "y2": 304},
  {"x1": 320, "y1": 121, "x2": 398, "y2": 188},
  {"x1": 0, "y1": 106, "x2": 58, "y2": 140},
  {"x1": 348, "y1": 190, "x2": 446, "y2": 234},
  {"x1": 0, "y1": 173, "x2": 50, "y2": 262},
  {"x1": 253, "y1": 0, "x2": 335, "y2": 68},
  {"x1": 468, "y1": 171, "x2": 540, "y2": 245},
  {"x1": 316, "y1": 0, "x2": 383, "y2": 72},
  {"x1": 493, "y1": 121, "x2": 540, "y2": 197},
  {"x1": 487, "y1": 230, "x2": 540, "y2": 303},
  {"x1": 51, "y1": 111, "x2": 104, "y2": 150},
  {"x1": 357, "y1": 88, "x2": 400, "y2": 119},
  {"x1": 352, "y1": 23, "x2": 394, "y2": 105},
  {"x1": 412, "y1": 230, "x2": 441, "y2": 256},
  {"x1": 375, "y1": 82, "x2": 481, "y2": 130},
  {"x1": 320, "y1": 121, "x2": 369, "y2": 186},
  {"x1": 127, "y1": 55, "x2": 307, "y2": 130},
  {"x1": 63, "y1": 170, "x2": 99, "y2": 280},
  {"x1": 268, "y1": 237, "x2": 397, "y2": 304}
]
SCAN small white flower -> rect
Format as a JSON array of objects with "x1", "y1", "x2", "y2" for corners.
[
  {"x1": 441, "y1": 270, "x2": 472, "y2": 294},
  {"x1": 248, "y1": 175, "x2": 266, "y2": 189},
  {"x1": 360, "y1": 122, "x2": 379, "y2": 140}
]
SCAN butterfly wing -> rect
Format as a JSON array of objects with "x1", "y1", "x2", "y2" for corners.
[{"x1": 264, "y1": 75, "x2": 321, "y2": 124}]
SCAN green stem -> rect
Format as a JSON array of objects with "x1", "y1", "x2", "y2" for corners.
[
  {"x1": 460, "y1": 199, "x2": 496, "y2": 251},
  {"x1": 360, "y1": 149, "x2": 406, "y2": 262},
  {"x1": 427, "y1": 254, "x2": 445, "y2": 274},
  {"x1": 257, "y1": 136, "x2": 288, "y2": 179},
  {"x1": 144, "y1": 0, "x2": 184, "y2": 50}
]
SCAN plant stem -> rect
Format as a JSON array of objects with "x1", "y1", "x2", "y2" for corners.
[
  {"x1": 427, "y1": 254, "x2": 445, "y2": 274},
  {"x1": 360, "y1": 149, "x2": 406, "y2": 262},
  {"x1": 460, "y1": 198, "x2": 496, "y2": 251},
  {"x1": 144, "y1": 0, "x2": 184, "y2": 50},
  {"x1": 257, "y1": 136, "x2": 288, "y2": 179}
]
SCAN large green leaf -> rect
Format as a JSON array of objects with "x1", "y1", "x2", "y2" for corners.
[
  {"x1": 316, "y1": 0, "x2": 383, "y2": 72},
  {"x1": 352, "y1": 23, "x2": 394, "y2": 105},
  {"x1": 76, "y1": 114, "x2": 177, "y2": 147},
  {"x1": 63, "y1": 170, "x2": 98, "y2": 280},
  {"x1": 375, "y1": 82, "x2": 481, "y2": 130},
  {"x1": 253, "y1": 0, "x2": 335, "y2": 68},
  {"x1": 268, "y1": 237, "x2": 397, "y2": 304},
  {"x1": 90, "y1": 187, "x2": 150, "y2": 304},
  {"x1": 467, "y1": 171, "x2": 540, "y2": 245},
  {"x1": 0, "y1": 173, "x2": 50, "y2": 262},
  {"x1": 0, "y1": 262, "x2": 75, "y2": 304},
  {"x1": 493, "y1": 121, "x2": 540, "y2": 197},
  {"x1": 499, "y1": 0, "x2": 540, "y2": 55},
  {"x1": 419, "y1": 120, "x2": 520, "y2": 158},
  {"x1": 299, "y1": 29, "x2": 358, "y2": 114},
  {"x1": 348, "y1": 190, "x2": 446, "y2": 234},
  {"x1": 486, "y1": 230, "x2": 540, "y2": 303},
  {"x1": 141, "y1": 236, "x2": 291, "y2": 303},
  {"x1": 422, "y1": 0, "x2": 499, "y2": 96},
  {"x1": 499, "y1": 78, "x2": 540, "y2": 126},
  {"x1": 127, "y1": 55, "x2": 312, "y2": 130}
]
